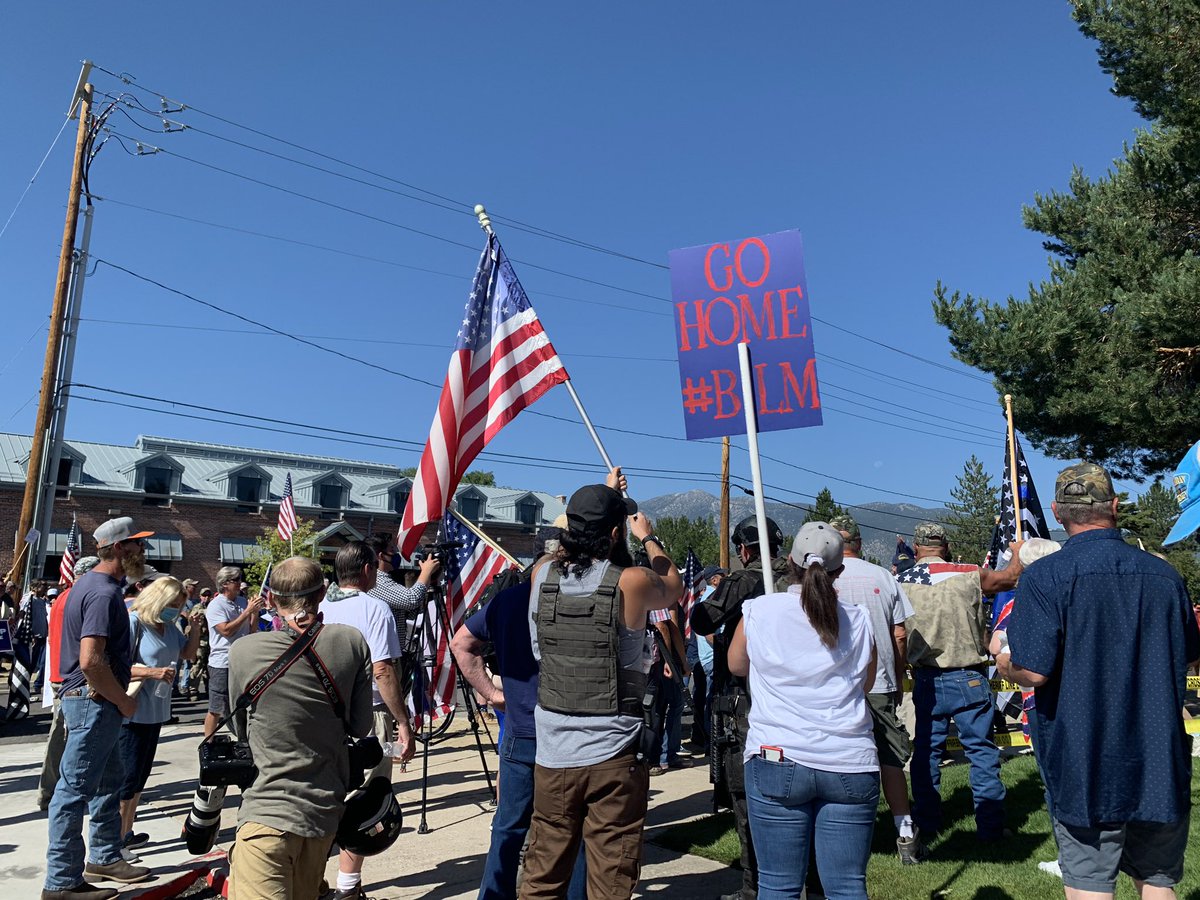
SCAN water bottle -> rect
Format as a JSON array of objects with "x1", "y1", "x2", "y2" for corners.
[
  {"x1": 155, "y1": 662, "x2": 178, "y2": 699},
  {"x1": 381, "y1": 741, "x2": 403, "y2": 758}
]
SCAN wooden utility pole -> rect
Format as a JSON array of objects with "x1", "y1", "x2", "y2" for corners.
[
  {"x1": 9, "y1": 83, "x2": 92, "y2": 588},
  {"x1": 719, "y1": 436, "x2": 730, "y2": 570}
]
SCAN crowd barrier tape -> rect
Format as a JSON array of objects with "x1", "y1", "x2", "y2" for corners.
[{"x1": 945, "y1": 719, "x2": 1200, "y2": 753}]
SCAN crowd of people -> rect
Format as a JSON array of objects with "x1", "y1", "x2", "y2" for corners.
[{"x1": 8, "y1": 444, "x2": 1200, "y2": 900}]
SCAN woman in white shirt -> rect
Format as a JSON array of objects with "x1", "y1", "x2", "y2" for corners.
[{"x1": 728, "y1": 522, "x2": 878, "y2": 899}]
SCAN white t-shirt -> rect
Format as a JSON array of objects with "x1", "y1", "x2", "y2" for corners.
[
  {"x1": 320, "y1": 588, "x2": 402, "y2": 708},
  {"x1": 206, "y1": 595, "x2": 250, "y2": 669},
  {"x1": 834, "y1": 556, "x2": 914, "y2": 694},
  {"x1": 742, "y1": 588, "x2": 878, "y2": 773}
]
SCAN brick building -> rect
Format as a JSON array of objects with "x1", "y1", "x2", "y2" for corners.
[{"x1": 0, "y1": 433, "x2": 565, "y2": 588}]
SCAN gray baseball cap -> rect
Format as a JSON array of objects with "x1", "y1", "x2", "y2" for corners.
[{"x1": 93, "y1": 517, "x2": 154, "y2": 549}]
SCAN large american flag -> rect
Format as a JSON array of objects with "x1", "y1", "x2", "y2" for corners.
[
  {"x1": 398, "y1": 234, "x2": 568, "y2": 557},
  {"x1": 59, "y1": 515, "x2": 80, "y2": 587},
  {"x1": 679, "y1": 549, "x2": 701, "y2": 639},
  {"x1": 277, "y1": 472, "x2": 297, "y2": 542},
  {"x1": 415, "y1": 510, "x2": 512, "y2": 725}
]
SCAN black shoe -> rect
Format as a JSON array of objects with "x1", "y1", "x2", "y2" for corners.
[
  {"x1": 83, "y1": 860, "x2": 151, "y2": 884},
  {"x1": 41, "y1": 883, "x2": 118, "y2": 900},
  {"x1": 123, "y1": 831, "x2": 150, "y2": 849}
]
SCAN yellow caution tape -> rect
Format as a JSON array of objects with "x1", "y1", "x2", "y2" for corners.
[
  {"x1": 1188, "y1": 676, "x2": 1200, "y2": 690},
  {"x1": 901, "y1": 678, "x2": 1025, "y2": 692},
  {"x1": 945, "y1": 731, "x2": 1032, "y2": 752}
]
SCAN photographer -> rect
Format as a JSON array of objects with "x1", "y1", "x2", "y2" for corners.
[
  {"x1": 366, "y1": 533, "x2": 440, "y2": 646},
  {"x1": 319, "y1": 541, "x2": 415, "y2": 900},
  {"x1": 227, "y1": 557, "x2": 374, "y2": 900},
  {"x1": 520, "y1": 468, "x2": 682, "y2": 900}
]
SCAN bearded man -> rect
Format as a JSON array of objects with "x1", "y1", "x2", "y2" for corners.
[{"x1": 43, "y1": 518, "x2": 154, "y2": 900}]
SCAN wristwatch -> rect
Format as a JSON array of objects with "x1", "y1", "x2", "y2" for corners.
[{"x1": 641, "y1": 535, "x2": 664, "y2": 549}]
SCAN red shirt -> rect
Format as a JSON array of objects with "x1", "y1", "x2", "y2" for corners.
[{"x1": 47, "y1": 586, "x2": 72, "y2": 684}]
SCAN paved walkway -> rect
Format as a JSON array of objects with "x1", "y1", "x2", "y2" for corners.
[{"x1": 0, "y1": 696, "x2": 739, "y2": 898}]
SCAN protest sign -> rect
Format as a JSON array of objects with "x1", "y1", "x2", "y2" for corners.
[
  {"x1": 0, "y1": 620, "x2": 12, "y2": 655},
  {"x1": 670, "y1": 230, "x2": 822, "y2": 439}
]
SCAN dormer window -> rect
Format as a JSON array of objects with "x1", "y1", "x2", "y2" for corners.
[
  {"x1": 144, "y1": 466, "x2": 173, "y2": 496},
  {"x1": 517, "y1": 498, "x2": 540, "y2": 526},
  {"x1": 458, "y1": 495, "x2": 483, "y2": 522},
  {"x1": 392, "y1": 486, "x2": 411, "y2": 514},
  {"x1": 319, "y1": 482, "x2": 344, "y2": 509},
  {"x1": 235, "y1": 474, "x2": 262, "y2": 503}
]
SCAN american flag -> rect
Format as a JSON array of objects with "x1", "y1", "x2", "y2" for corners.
[
  {"x1": 988, "y1": 432, "x2": 1049, "y2": 739},
  {"x1": 277, "y1": 472, "x2": 297, "y2": 543},
  {"x1": 257, "y1": 562, "x2": 275, "y2": 631},
  {"x1": 896, "y1": 560, "x2": 983, "y2": 587},
  {"x1": 398, "y1": 234, "x2": 568, "y2": 557},
  {"x1": 59, "y1": 515, "x2": 80, "y2": 587},
  {"x1": 415, "y1": 510, "x2": 512, "y2": 725},
  {"x1": 679, "y1": 549, "x2": 701, "y2": 639}
]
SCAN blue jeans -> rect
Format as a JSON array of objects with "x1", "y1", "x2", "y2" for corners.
[
  {"x1": 45, "y1": 695, "x2": 126, "y2": 890},
  {"x1": 744, "y1": 756, "x2": 878, "y2": 899},
  {"x1": 177, "y1": 659, "x2": 192, "y2": 692},
  {"x1": 658, "y1": 674, "x2": 684, "y2": 765},
  {"x1": 911, "y1": 667, "x2": 1006, "y2": 838},
  {"x1": 478, "y1": 731, "x2": 585, "y2": 900}
]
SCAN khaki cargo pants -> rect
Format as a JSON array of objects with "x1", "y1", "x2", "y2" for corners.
[{"x1": 229, "y1": 821, "x2": 335, "y2": 900}]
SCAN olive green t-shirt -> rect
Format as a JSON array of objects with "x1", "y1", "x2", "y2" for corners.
[{"x1": 229, "y1": 624, "x2": 374, "y2": 838}]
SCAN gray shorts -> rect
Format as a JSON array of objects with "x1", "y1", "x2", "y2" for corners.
[
  {"x1": 867, "y1": 692, "x2": 912, "y2": 769},
  {"x1": 208, "y1": 667, "x2": 230, "y2": 716},
  {"x1": 1053, "y1": 816, "x2": 1187, "y2": 892}
]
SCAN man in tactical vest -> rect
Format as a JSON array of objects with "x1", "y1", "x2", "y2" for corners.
[
  {"x1": 520, "y1": 469, "x2": 682, "y2": 900},
  {"x1": 692, "y1": 515, "x2": 792, "y2": 900}
]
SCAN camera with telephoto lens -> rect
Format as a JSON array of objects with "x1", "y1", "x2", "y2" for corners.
[
  {"x1": 411, "y1": 540, "x2": 464, "y2": 566},
  {"x1": 198, "y1": 734, "x2": 257, "y2": 789}
]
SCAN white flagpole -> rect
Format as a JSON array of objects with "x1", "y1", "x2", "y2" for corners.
[
  {"x1": 449, "y1": 508, "x2": 521, "y2": 567},
  {"x1": 474, "y1": 204, "x2": 619, "y2": 480},
  {"x1": 737, "y1": 342, "x2": 774, "y2": 594}
]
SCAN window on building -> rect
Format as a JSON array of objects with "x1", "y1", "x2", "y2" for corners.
[
  {"x1": 392, "y1": 489, "x2": 410, "y2": 514},
  {"x1": 517, "y1": 499, "x2": 539, "y2": 526},
  {"x1": 144, "y1": 465, "x2": 173, "y2": 495},
  {"x1": 235, "y1": 475, "x2": 262, "y2": 503},
  {"x1": 55, "y1": 458, "x2": 72, "y2": 498},
  {"x1": 318, "y1": 482, "x2": 344, "y2": 509},
  {"x1": 458, "y1": 495, "x2": 482, "y2": 522}
]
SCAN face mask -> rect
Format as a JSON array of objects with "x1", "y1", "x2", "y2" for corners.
[
  {"x1": 160, "y1": 607, "x2": 181, "y2": 623},
  {"x1": 390, "y1": 552, "x2": 402, "y2": 570}
]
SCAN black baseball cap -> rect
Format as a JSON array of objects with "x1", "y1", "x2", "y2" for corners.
[{"x1": 566, "y1": 484, "x2": 637, "y2": 535}]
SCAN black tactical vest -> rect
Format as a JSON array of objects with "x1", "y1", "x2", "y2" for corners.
[{"x1": 535, "y1": 564, "x2": 647, "y2": 717}]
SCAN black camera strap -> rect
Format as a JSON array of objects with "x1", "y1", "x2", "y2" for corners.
[
  {"x1": 202, "y1": 620, "x2": 325, "y2": 746},
  {"x1": 302, "y1": 644, "x2": 346, "y2": 724}
]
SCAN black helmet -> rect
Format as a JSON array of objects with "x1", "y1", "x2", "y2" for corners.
[
  {"x1": 731, "y1": 515, "x2": 783, "y2": 550},
  {"x1": 336, "y1": 777, "x2": 403, "y2": 856}
]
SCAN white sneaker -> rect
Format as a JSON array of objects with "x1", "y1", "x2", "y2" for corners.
[
  {"x1": 1037, "y1": 859, "x2": 1062, "y2": 879},
  {"x1": 120, "y1": 846, "x2": 142, "y2": 864}
]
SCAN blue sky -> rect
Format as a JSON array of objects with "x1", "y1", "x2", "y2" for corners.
[{"x1": 0, "y1": 3, "x2": 1149, "y2": 528}]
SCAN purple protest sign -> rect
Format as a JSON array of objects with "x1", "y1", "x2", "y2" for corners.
[{"x1": 669, "y1": 230, "x2": 822, "y2": 440}]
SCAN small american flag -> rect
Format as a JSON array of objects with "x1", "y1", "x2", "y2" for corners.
[
  {"x1": 416, "y1": 511, "x2": 512, "y2": 725},
  {"x1": 59, "y1": 515, "x2": 80, "y2": 587},
  {"x1": 398, "y1": 234, "x2": 568, "y2": 557},
  {"x1": 277, "y1": 473, "x2": 297, "y2": 543},
  {"x1": 679, "y1": 549, "x2": 701, "y2": 639}
]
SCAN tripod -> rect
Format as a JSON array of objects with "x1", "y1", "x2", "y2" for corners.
[{"x1": 411, "y1": 576, "x2": 497, "y2": 834}]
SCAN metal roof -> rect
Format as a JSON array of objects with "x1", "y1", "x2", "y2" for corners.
[{"x1": 0, "y1": 432, "x2": 566, "y2": 526}]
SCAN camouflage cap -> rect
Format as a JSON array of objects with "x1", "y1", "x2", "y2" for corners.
[
  {"x1": 913, "y1": 521, "x2": 948, "y2": 545},
  {"x1": 1054, "y1": 462, "x2": 1116, "y2": 505},
  {"x1": 829, "y1": 514, "x2": 860, "y2": 540}
]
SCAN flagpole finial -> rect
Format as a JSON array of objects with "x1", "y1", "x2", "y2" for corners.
[{"x1": 474, "y1": 204, "x2": 494, "y2": 236}]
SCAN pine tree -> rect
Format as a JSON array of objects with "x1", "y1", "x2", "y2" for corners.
[
  {"x1": 803, "y1": 487, "x2": 845, "y2": 525},
  {"x1": 651, "y1": 516, "x2": 721, "y2": 568},
  {"x1": 943, "y1": 455, "x2": 998, "y2": 566},
  {"x1": 933, "y1": 1, "x2": 1200, "y2": 478}
]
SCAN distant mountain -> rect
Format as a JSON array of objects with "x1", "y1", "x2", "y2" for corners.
[{"x1": 639, "y1": 490, "x2": 948, "y2": 565}]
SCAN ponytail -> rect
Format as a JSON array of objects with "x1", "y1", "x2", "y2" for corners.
[{"x1": 788, "y1": 559, "x2": 840, "y2": 648}]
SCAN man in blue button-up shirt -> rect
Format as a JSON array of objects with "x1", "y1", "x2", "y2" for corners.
[{"x1": 999, "y1": 463, "x2": 1200, "y2": 899}]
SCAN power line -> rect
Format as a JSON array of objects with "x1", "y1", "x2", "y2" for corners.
[
  {"x1": 93, "y1": 196, "x2": 672, "y2": 319},
  {"x1": 0, "y1": 115, "x2": 72, "y2": 243},
  {"x1": 104, "y1": 129, "x2": 670, "y2": 307},
  {"x1": 94, "y1": 67, "x2": 994, "y2": 389},
  {"x1": 65, "y1": 384, "x2": 947, "y2": 524},
  {"x1": 91, "y1": 69, "x2": 667, "y2": 269},
  {"x1": 818, "y1": 352, "x2": 998, "y2": 411}
]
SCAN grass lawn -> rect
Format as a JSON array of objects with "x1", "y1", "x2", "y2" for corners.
[{"x1": 652, "y1": 756, "x2": 1200, "y2": 899}]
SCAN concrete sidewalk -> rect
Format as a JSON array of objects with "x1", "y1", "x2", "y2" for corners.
[{"x1": 0, "y1": 697, "x2": 738, "y2": 898}]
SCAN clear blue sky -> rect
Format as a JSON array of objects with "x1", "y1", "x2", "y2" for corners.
[{"x1": 0, "y1": 3, "x2": 1149, "y2": 527}]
